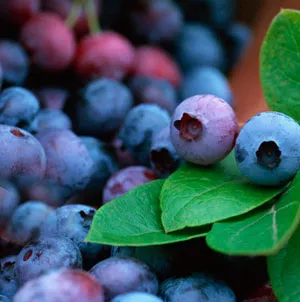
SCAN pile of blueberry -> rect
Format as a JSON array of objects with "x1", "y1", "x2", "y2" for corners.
[{"x1": 0, "y1": 0, "x2": 290, "y2": 301}]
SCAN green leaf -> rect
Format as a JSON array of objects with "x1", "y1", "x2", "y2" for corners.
[
  {"x1": 86, "y1": 180, "x2": 209, "y2": 246},
  {"x1": 268, "y1": 195, "x2": 300, "y2": 302},
  {"x1": 206, "y1": 173, "x2": 300, "y2": 256},
  {"x1": 260, "y1": 9, "x2": 300, "y2": 122},
  {"x1": 160, "y1": 152, "x2": 285, "y2": 232}
]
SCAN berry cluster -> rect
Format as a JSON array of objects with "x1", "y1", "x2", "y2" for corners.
[{"x1": 0, "y1": 0, "x2": 291, "y2": 301}]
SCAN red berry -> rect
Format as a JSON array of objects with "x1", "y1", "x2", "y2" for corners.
[
  {"x1": 20, "y1": 13, "x2": 76, "y2": 71},
  {"x1": 7, "y1": 0, "x2": 40, "y2": 25},
  {"x1": 74, "y1": 31, "x2": 135, "y2": 81},
  {"x1": 242, "y1": 283, "x2": 277, "y2": 302},
  {"x1": 133, "y1": 46, "x2": 182, "y2": 87}
]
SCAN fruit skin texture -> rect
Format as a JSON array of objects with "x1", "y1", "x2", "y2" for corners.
[
  {"x1": 0, "y1": 295, "x2": 9, "y2": 302},
  {"x1": 36, "y1": 129, "x2": 93, "y2": 191},
  {"x1": 150, "y1": 127, "x2": 182, "y2": 178},
  {"x1": 103, "y1": 166, "x2": 157, "y2": 204},
  {"x1": 75, "y1": 78, "x2": 133, "y2": 137},
  {"x1": 0, "y1": 125, "x2": 46, "y2": 181},
  {"x1": 118, "y1": 104, "x2": 170, "y2": 166},
  {"x1": 0, "y1": 41, "x2": 29, "y2": 85},
  {"x1": 90, "y1": 256, "x2": 159, "y2": 301},
  {"x1": 74, "y1": 32, "x2": 135, "y2": 82},
  {"x1": 7, "y1": 0, "x2": 40, "y2": 25},
  {"x1": 129, "y1": 76, "x2": 178, "y2": 114},
  {"x1": 176, "y1": 23, "x2": 225, "y2": 71},
  {"x1": 133, "y1": 46, "x2": 182, "y2": 88},
  {"x1": 20, "y1": 12, "x2": 76, "y2": 71},
  {"x1": 160, "y1": 273, "x2": 236, "y2": 302},
  {"x1": 13, "y1": 268, "x2": 104, "y2": 302},
  {"x1": 112, "y1": 292, "x2": 163, "y2": 302},
  {"x1": 40, "y1": 204, "x2": 103, "y2": 260},
  {"x1": 180, "y1": 67, "x2": 233, "y2": 106},
  {"x1": 0, "y1": 87, "x2": 40, "y2": 127},
  {"x1": 235, "y1": 112, "x2": 300, "y2": 186},
  {"x1": 5, "y1": 201, "x2": 53, "y2": 245},
  {"x1": 14, "y1": 236, "x2": 82, "y2": 286},
  {"x1": 0, "y1": 182, "x2": 20, "y2": 228},
  {"x1": 0, "y1": 255, "x2": 18, "y2": 299},
  {"x1": 170, "y1": 94, "x2": 238, "y2": 165}
]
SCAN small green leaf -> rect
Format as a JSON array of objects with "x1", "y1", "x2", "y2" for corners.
[
  {"x1": 260, "y1": 9, "x2": 300, "y2": 122},
  {"x1": 86, "y1": 180, "x2": 208, "y2": 246},
  {"x1": 268, "y1": 199, "x2": 300, "y2": 301},
  {"x1": 160, "y1": 152, "x2": 285, "y2": 232},
  {"x1": 206, "y1": 173, "x2": 300, "y2": 256}
]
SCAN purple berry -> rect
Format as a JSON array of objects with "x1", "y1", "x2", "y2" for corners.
[
  {"x1": 102, "y1": 166, "x2": 157, "y2": 204},
  {"x1": 0, "y1": 125, "x2": 46, "y2": 181},
  {"x1": 40, "y1": 204, "x2": 103, "y2": 260},
  {"x1": 0, "y1": 255, "x2": 18, "y2": 299},
  {"x1": 5, "y1": 201, "x2": 53, "y2": 245},
  {"x1": 14, "y1": 236, "x2": 82, "y2": 285},
  {"x1": 36, "y1": 129, "x2": 93, "y2": 191},
  {"x1": 0, "y1": 87, "x2": 39, "y2": 127},
  {"x1": 13, "y1": 268, "x2": 104, "y2": 302},
  {"x1": 170, "y1": 95, "x2": 238, "y2": 165},
  {"x1": 160, "y1": 273, "x2": 236, "y2": 302},
  {"x1": 0, "y1": 182, "x2": 20, "y2": 228},
  {"x1": 90, "y1": 256, "x2": 159, "y2": 301},
  {"x1": 150, "y1": 127, "x2": 182, "y2": 177}
]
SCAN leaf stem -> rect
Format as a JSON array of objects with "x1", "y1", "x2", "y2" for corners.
[
  {"x1": 65, "y1": 0, "x2": 84, "y2": 28},
  {"x1": 85, "y1": 0, "x2": 101, "y2": 34}
]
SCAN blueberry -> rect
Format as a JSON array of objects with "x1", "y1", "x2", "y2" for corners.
[
  {"x1": 35, "y1": 87, "x2": 69, "y2": 110},
  {"x1": 26, "y1": 109, "x2": 72, "y2": 134},
  {"x1": 170, "y1": 95, "x2": 238, "y2": 165},
  {"x1": 235, "y1": 112, "x2": 300, "y2": 186},
  {"x1": 90, "y1": 256, "x2": 159, "y2": 300},
  {"x1": 0, "y1": 181, "x2": 20, "y2": 228},
  {"x1": 225, "y1": 22, "x2": 252, "y2": 70},
  {"x1": 80, "y1": 136, "x2": 118, "y2": 194},
  {"x1": 118, "y1": 104, "x2": 170, "y2": 165},
  {"x1": 75, "y1": 78, "x2": 133, "y2": 137},
  {"x1": 180, "y1": 67, "x2": 233, "y2": 106},
  {"x1": 103, "y1": 166, "x2": 157, "y2": 204},
  {"x1": 36, "y1": 129, "x2": 94, "y2": 191},
  {"x1": 40, "y1": 204, "x2": 104, "y2": 261},
  {"x1": 128, "y1": 0, "x2": 183, "y2": 43},
  {"x1": 160, "y1": 273, "x2": 236, "y2": 302},
  {"x1": 0, "y1": 255, "x2": 18, "y2": 299},
  {"x1": 0, "y1": 40, "x2": 29, "y2": 85},
  {"x1": 5, "y1": 201, "x2": 53, "y2": 245},
  {"x1": 112, "y1": 138, "x2": 137, "y2": 168},
  {"x1": 111, "y1": 245, "x2": 177, "y2": 279},
  {"x1": 14, "y1": 236, "x2": 82, "y2": 285},
  {"x1": 150, "y1": 127, "x2": 182, "y2": 178},
  {"x1": 0, "y1": 295, "x2": 9, "y2": 302},
  {"x1": 112, "y1": 292, "x2": 163, "y2": 302},
  {"x1": 176, "y1": 24, "x2": 225, "y2": 71},
  {"x1": 0, "y1": 125, "x2": 46, "y2": 181},
  {"x1": 129, "y1": 76, "x2": 178, "y2": 114},
  {"x1": 0, "y1": 87, "x2": 39, "y2": 127},
  {"x1": 13, "y1": 268, "x2": 104, "y2": 302}
]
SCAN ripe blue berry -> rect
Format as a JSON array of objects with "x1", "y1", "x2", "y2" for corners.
[
  {"x1": 112, "y1": 292, "x2": 163, "y2": 302},
  {"x1": 0, "y1": 295, "x2": 9, "y2": 302},
  {"x1": 0, "y1": 255, "x2": 18, "y2": 299},
  {"x1": 5, "y1": 201, "x2": 53, "y2": 245},
  {"x1": 160, "y1": 274, "x2": 236, "y2": 302},
  {"x1": 118, "y1": 104, "x2": 170, "y2": 165},
  {"x1": 90, "y1": 256, "x2": 159, "y2": 300},
  {"x1": 235, "y1": 112, "x2": 300, "y2": 186},
  {"x1": 170, "y1": 95, "x2": 238, "y2": 165},
  {"x1": 13, "y1": 268, "x2": 104, "y2": 302},
  {"x1": 0, "y1": 87, "x2": 39, "y2": 127},
  {"x1": 150, "y1": 127, "x2": 182, "y2": 178},
  {"x1": 14, "y1": 236, "x2": 82, "y2": 285},
  {"x1": 180, "y1": 67, "x2": 233, "y2": 106}
]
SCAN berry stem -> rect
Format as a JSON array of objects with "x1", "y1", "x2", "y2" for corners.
[
  {"x1": 65, "y1": 0, "x2": 84, "y2": 28},
  {"x1": 85, "y1": 0, "x2": 101, "y2": 33}
]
